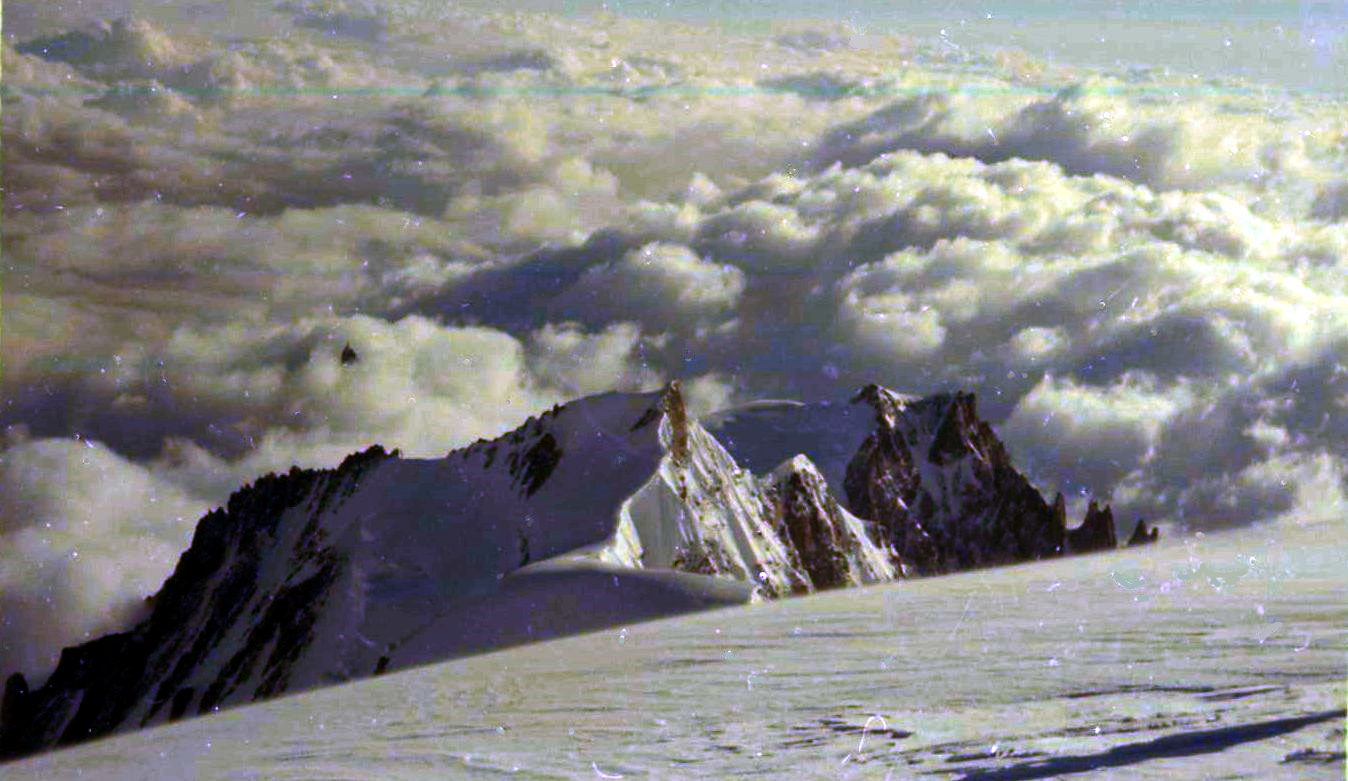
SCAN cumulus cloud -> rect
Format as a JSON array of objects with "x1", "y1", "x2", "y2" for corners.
[
  {"x1": 14, "y1": 17, "x2": 198, "y2": 83},
  {"x1": 110, "y1": 315, "x2": 563, "y2": 460},
  {"x1": 773, "y1": 25, "x2": 853, "y2": 54},
  {"x1": 1003, "y1": 337, "x2": 1348, "y2": 529},
  {"x1": 552, "y1": 242, "x2": 745, "y2": 329},
  {"x1": 415, "y1": 139, "x2": 1348, "y2": 518},
  {"x1": 1, "y1": 202, "x2": 493, "y2": 398},
  {"x1": 443, "y1": 155, "x2": 623, "y2": 245},
  {"x1": 1000, "y1": 373, "x2": 1193, "y2": 499},
  {"x1": 813, "y1": 83, "x2": 1342, "y2": 199},
  {"x1": 277, "y1": 0, "x2": 390, "y2": 43},
  {"x1": 526, "y1": 322, "x2": 663, "y2": 398},
  {"x1": 0, "y1": 437, "x2": 208, "y2": 684}
]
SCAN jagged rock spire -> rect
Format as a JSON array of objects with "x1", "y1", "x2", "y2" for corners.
[
  {"x1": 1127, "y1": 518, "x2": 1161, "y2": 547},
  {"x1": 660, "y1": 380, "x2": 690, "y2": 464},
  {"x1": 842, "y1": 388, "x2": 1067, "y2": 574},
  {"x1": 765, "y1": 456, "x2": 897, "y2": 591},
  {"x1": 1068, "y1": 500, "x2": 1118, "y2": 553}
]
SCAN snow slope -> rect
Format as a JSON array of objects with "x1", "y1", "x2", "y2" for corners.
[
  {"x1": 0, "y1": 383, "x2": 897, "y2": 757},
  {"x1": 6, "y1": 515, "x2": 1341, "y2": 780}
]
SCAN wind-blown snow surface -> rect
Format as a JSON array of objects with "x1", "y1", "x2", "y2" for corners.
[
  {"x1": 5, "y1": 0, "x2": 1348, "y2": 701},
  {"x1": 5, "y1": 516, "x2": 1342, "y2": 780}
]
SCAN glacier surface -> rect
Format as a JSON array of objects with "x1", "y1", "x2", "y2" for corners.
[{"x1": 6, "y1": 515, "x2": 1342, "y2": 780}]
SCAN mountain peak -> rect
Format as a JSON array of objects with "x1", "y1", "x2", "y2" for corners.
[
  {"x1": 1068, "y1": 500, "x2": 1119, "y2": 553},
  {"x1": 764, "y1": 455, "x2": 897, "y2": 589},
  {"x1": 710, "y1": 385, "x2": 1143, "y2": 576},
  {"x1": 659, "y1": 380, "x2": 690, "y2": 463},
  {"x1": 1126, "y1": 517, "x2": 1161, "y2": 547},
  {"x1": 849, "y1": 382, "x2": 918, "y2": 428},
  {"x1": 1, "y1": 384, "x2": 1154, "y2": 761}
]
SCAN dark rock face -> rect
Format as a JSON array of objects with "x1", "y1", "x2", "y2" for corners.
[
  {"x1": 836, "y1": 386, "x2": 1142, "y2": 575},
  {"x1": 507, "y1": 432, "x2": 563, "y2": 497},
  {"x1": 1068, "y1": 500, "x2": 1118, "y2": 553},
  {"x1": 1127, "y1": 518, "x2": 1161, "y2": 547},
  {"x1": 1, "y1": 674, "x2": 28, "y2": 733},
  {"x1": 843, "y1": 387, "x2": 1069, "y2": 575},
  {"x1": 842, "y1": 393, "x2": 941, "y2": 574},
  {"x1": 669, "y1": 535, "x2": 743, "y2": 585},
  {"x1": 0, "y1": 445, "x2": 394, "y2": 762},
  {"x1": 767, "y1": 461, "x2": 857, "y2": 591}
]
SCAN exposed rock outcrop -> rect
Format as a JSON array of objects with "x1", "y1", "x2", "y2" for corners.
[
  {"x1": 1127, "y1": 518, "x2": 1161, "y2": 547},
  {"x1": 602, "y1": 384, "x2": 814, "y2": 599},
  {"x1": 0, "y1": 382, "x2": 1155, "y2": 762},
  {"x1": 765, "y1": 456, "x2": 897, "y2": 590},
  {"x1": 1068, "y1": 500, "x2": 1118, "y2": 553},
  {"x1": 706, "y1": 384, "x2": 1152, "y2": 576},
  {"x1": 843, "y1": 387, "x2": 1070, "y2": 575},
  {"x1": 0, "y1": 446, "x2": 391, "y2": 760},
  {"x1": 841, "y1": 396, "x2": 943, "y2": 574}
]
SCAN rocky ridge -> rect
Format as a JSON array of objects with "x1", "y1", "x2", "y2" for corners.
[
  {"x1": 705, "y1": 385, "x2": 1138, "y2": 576},
  {"x1": 843, "y1": 386, "x2": 1103, "y2": 575},
  {"x1": 0, "y1": 382, "x2": 1151, "y2": 761}
]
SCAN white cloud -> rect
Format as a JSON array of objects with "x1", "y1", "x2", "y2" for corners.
[
  {"x1": 1000, "y1": 373, "x2": 1192, "y2": 497},
  {"x1": 0, "y1": 438, "x2": 207, "y2": 683},
  {"x1": 554, "y1": 242, "x2": 745, "y2": 329},
  {"x1": 127, "y1": 314, "x2": 554, "y2": 458},
  {"x1": 526, "y1": 322, "x2": 663, "y2": 398},
  {"x1": 814, "y1": 82, "x2": 1339, "y2": 197}
]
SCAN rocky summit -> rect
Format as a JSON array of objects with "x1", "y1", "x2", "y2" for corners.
[
  {"x1": 0, "y1": 382, "x2": 1152, "y2": 761},
  {"x1": 705, "y1": 384, "x2": 1139, "y2": 577}
]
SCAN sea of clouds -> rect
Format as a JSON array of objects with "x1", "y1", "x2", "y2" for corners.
[{"x1": 3, "y1": 0, "x2": 1347, "y2": 682}]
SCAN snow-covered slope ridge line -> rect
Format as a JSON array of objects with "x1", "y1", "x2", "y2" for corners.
[
  {"x1": 0, "y1": 388, "x2": 678, "y2": 757},
  {"x1": 0, "y1": 384, "x2": 842, "y2": 757},
  {"x1": 600, "y1": 397, "x2": 898, "y2": 597},
  {"x1": 0, "y1": 382, "x2": 1143, "y2": 761}
]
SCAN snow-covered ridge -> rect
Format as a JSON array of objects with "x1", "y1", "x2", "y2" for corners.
[{"x1": 0, "y1": 382, "x2": 1144, "y2": 761}]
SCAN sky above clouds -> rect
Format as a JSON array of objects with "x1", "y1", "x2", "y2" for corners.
[{"x1": 3, "y1": 0, "x2": 1348, "y2": 681}]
